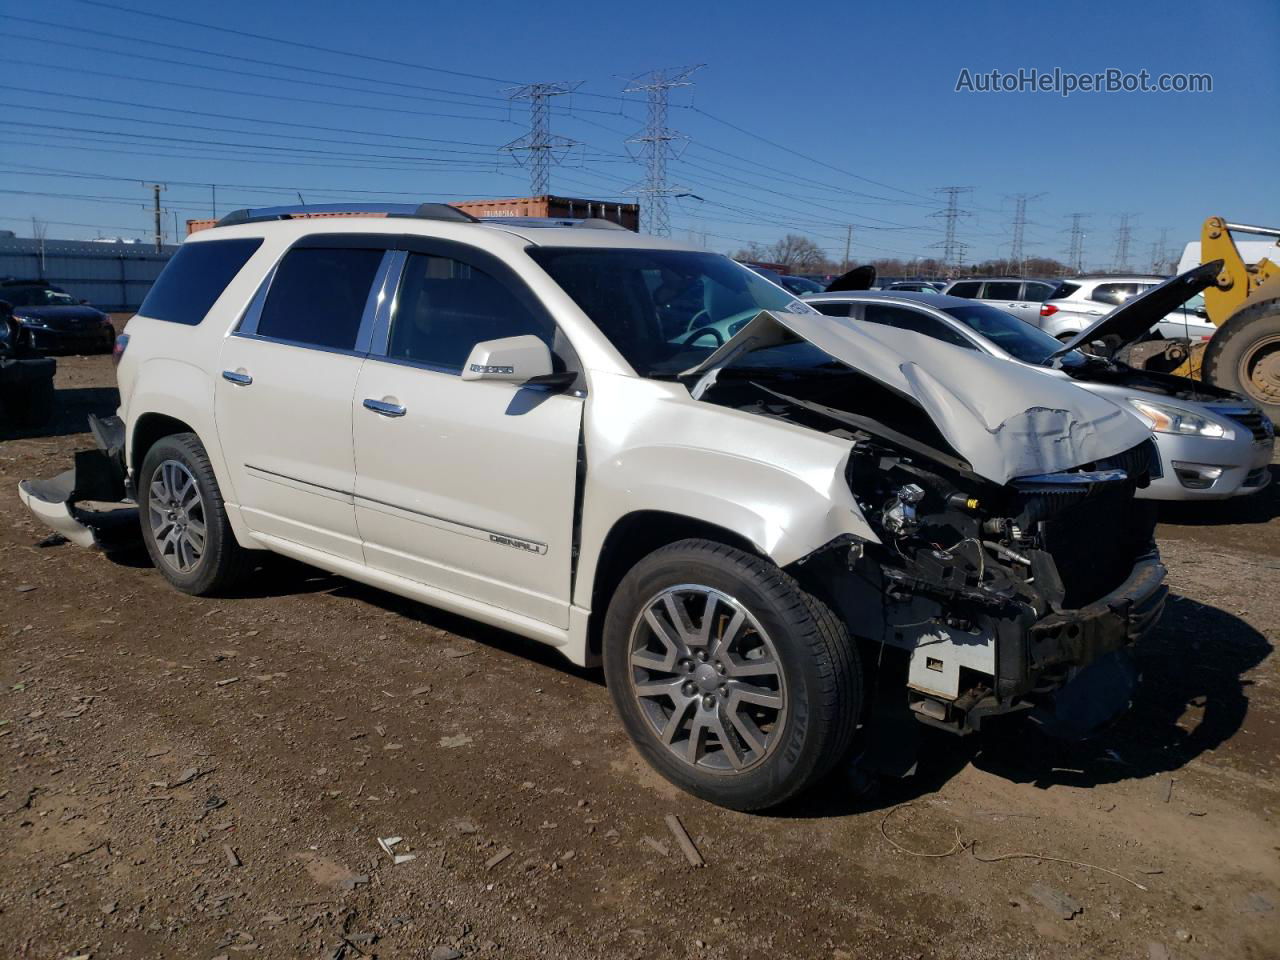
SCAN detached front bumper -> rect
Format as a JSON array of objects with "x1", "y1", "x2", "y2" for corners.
[{"x1": 17, "y1": 413, "x2": 136, "y2": 548}]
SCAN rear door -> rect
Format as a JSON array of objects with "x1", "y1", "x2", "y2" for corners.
[
  {"x1": 978, "y1": 280, "x2": 1036, "y2": 320},
  {"x1": 351, "y1": 239, "x2": 583, "y2": 627},
  {"x1": 215, "y1": 237, "x2": 394, "y2": 562}
]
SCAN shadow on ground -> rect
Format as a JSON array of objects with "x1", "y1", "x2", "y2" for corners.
[{"x1": 0, "y1": 385, "x2": 119, "y2": 443}]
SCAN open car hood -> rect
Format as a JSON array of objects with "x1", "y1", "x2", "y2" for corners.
[
  {"x1": 1051, "y1": 260, "x2": 1223, "y2": 358},
  {"x1": 681, "y1": 310, "x2": 1151, "y2": 486}
]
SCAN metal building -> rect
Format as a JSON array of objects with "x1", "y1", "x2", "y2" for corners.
[{"x1": 0, "y1": 235, "x2": 176, "y2": 313}]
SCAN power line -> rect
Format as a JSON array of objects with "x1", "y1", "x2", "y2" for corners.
[
  {"x1": 625, "y1": 66, "x2": 702, "y2": 237},
  {"x1": 502, "y1": 82, "x2": 582, "y2": 195}
]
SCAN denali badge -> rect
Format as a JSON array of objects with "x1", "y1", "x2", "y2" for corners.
[
  {"x1": 469, "y1": 363, "x2": 515, "y2": 375},
  {"x1": 489, "y1": 533, "x2": 547, "y2": 555}
]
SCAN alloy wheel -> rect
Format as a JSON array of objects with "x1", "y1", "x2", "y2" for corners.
[
  {"x1": 628, "y1": 585, "x2": 787, "y2": 774},
  {"x1": 147, "y1": 459, "x2": 207, "y2": 574}
]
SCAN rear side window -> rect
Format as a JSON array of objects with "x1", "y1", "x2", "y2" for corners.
[
  {"x1": 1023, "y1": 281, "x2": 1055, "y2": 302},
  {"x1": 256, "y1": 247, "x2": 383, "y2": 350},
  {"x1": 1090, "y1": 282, "x2": 1141, "y2": 306},
  {"x1": 983, "y1": 281, "x2": 1022, "y2": 300},
  {"x1": 947, "y1": 281, "x2": 981, "y2": 299},
  {"x1": 861, "y1": 304, "x2": 978, "y2": 349},
  {"x1": 812, "y1": 301, "x2": 852, "y2": 318},
  {"x1": 386, "y1": 252, "x2": 552, "y2": 372},
  {"x1": 139, "y1": 238, "x2": 262, "y2": 326},
  {"x1": 1048, "y1": 281, "x2": 1081, "y2": 300}
]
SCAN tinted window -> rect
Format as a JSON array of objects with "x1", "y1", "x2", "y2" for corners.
[
  {"x1": 943, "y1": 304, "x2": 1079, "y2": 366},
  {"x1": 1048, "y1": 281, "x2": 1081, "y2": 300},
  {"x1": 812, "y1": 301, "x2": 852, "y2": 317},
  {"x1": 387, "y1": 253, "x2": 552, "y2": 372},
  {"x1": 257, "y1": 247, "x2": 383, "y2": 350},
  {"x1": 529, "y1": 248, "x2": 801, "y2": 377},
  {"x1": 983, "y1": 281, "x2": 1022, "y2": 300},
  {"x1": 861, "y1": 305, "x2": 978, "y2": 349},
  {"x1": 1023, "y1": 281, "x2": 1055, "y2": 302},
  {"x1": 1090, "y1": 282, "x2": 1141, "y2": 306},
  {"x1": 139, "y1": 238, "x2": 262, "y2": 326},
  {"x1": 947, "y1": 281, "x2": 981, "y2": 299}
]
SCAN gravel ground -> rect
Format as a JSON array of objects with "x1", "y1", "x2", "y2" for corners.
[{"x1": 1, "y1": 356, "x2": 1277, "y2": 960}]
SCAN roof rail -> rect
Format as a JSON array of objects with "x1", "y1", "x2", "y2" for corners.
[
  {"x1": 479, "y1": 216, "x2": 632, "y2": 231},
  {"x1": 214, "y1": 202, "x2": 478, "y2": 228}
]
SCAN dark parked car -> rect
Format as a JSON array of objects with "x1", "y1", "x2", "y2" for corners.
[
  {"x1": 0, "y1": 280, "x2": 115, "y2": 354},
  {"x1": 0, "y1": 299, "x2": 56, "y2": 425}
]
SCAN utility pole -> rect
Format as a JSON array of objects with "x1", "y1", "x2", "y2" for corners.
[
  {"x1": 172, "y1": 210, "x2": 180, "y2": 245},
  {"x1": 211, "y1": 184, "x2": 217, "y2": 219},
  {"x1": 501, "y1": 81, "x2": 582, "y2": 196},
  {"x1": 843, "y1": 225, "x2": 853, "y2": 271},
  {"x1": 150, "y1": 183, "x2": 165, "y2": 253},
  {"x1": 1007, "y1": 192, "x2": 1045, "y2": 274},
  {"x1": 929, "y1": 186, "x2": 972, "y2": 270},
  {"x1": 625, "y1": 65, "x2": 702, "y2": 237},
  {"x1": 1112, "y1": 212, "x2": 1137, "y2": 273},
  {"x1": 1065, "y1": 212, "x2": 1088, "y2": 274}
]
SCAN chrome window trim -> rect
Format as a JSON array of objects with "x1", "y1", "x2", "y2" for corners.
[{"x1": 231, "y1": 247, "x2": 397, "y2": 357}]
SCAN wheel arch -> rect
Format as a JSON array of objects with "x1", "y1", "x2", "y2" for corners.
[{"x1": 583, "y1": 509, "x2": 763, "y2": 660}]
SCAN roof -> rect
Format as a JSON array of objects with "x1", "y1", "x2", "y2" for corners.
[{"x1": 189, "y1": 211, "x2": 696, "y2": 252}]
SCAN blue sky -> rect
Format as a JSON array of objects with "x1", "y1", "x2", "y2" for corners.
[{"x1": 2, "y1": 0, "x2": 1277, "y2": 269}]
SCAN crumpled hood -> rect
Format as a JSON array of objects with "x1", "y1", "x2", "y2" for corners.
[{"x1": 683, "y1": 310, "x2": 1151, "y2": 486}]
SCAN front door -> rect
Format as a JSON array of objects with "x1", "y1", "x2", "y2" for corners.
[
  {"x1": 352, "y1": 244, "x2": 583, "y2": 627},
  {"x1": 214, "y1": 241, "x2": 392, "y2": 562}
]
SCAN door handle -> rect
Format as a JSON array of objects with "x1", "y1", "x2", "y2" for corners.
[
  {"x1": 363, "y1": 398, "x2": 406, "y2": 418},
  {"x1": 222, "y1": 370, "x2": 253, "y2": 385}
]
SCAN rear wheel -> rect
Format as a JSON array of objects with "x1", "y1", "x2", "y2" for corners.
[
  {"x1": 1202, "y1": 298, "x2": 1280, "y2": 422},
  {"x1": 602, "y1": 539, "x2": 860, "y2": 811},
  {"x1": 139, "y1": 433, "x2": 252, "y2": 595}
]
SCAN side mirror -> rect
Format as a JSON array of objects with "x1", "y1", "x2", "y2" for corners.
[{"x1": 461, "y1": 335, "x2": 553, "y2": 384}]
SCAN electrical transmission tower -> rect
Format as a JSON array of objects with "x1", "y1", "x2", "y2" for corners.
[
  {"x1": 1111, "y1": 213, "x2": 1137, "y2": 272},
  {"x1": 624, "y1": 65, "x2": 702, "y2": 236},
  {"x1": 929, "y1": 186, "x2": 973, "y2": 269},
  {"x1": 1064, "y1": 213, "x2": 1088, "y2": 273},
  {"x1": 1148, "y1": 227, "x2": 1170, "y2": 273},
  {"x1": 1007, "y1": 192, "x2": 1046, "y2": 273},
  {"x1": 502, "y1": 81, "x2": 582, "y2": 196}
]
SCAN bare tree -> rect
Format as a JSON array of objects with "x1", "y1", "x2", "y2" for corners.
[{"x1": 768, "y1": 234, "x2": 826, "y2": 271}]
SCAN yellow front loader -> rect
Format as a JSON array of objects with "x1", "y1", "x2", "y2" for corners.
[{"x1": 1155, "y1": 218, "x2": 1280, "y2": 419}]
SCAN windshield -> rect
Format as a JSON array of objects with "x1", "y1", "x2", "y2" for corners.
[
  {"x1": 6, "y1": 287, "x2": 76, "y2": 307},
  {"x1": 943, "y1": 303, "x2": 1086, "y2": 367},
  {"x1": 527, "y1": 247, "x2": 811, "y2": 376}
]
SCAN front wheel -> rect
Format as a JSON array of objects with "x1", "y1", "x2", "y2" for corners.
[
  {"x1": 602, "y1": 539, "x2": 861, "y2": 811},
  {"x1": 139, "y1": 432, "x2": 252, "y2": 595}
]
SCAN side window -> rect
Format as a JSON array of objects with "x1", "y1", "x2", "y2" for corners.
[
  {"x1": 812, "y1": 301, "x2": 852, "y2": 318},
  {"x1": 1023, "y1": 281, "x2": 1055, "y2": 302},
  {"x1": 861, "y1": 305, "x2": 978, "y2": 349},
  {"x1": 256, "y1": 246, "x2": 384, "y2": 350},
  {"x1": 947, "y1": 281, "x2": 981, "y2": 299},
  {"x1": 140, "y1": 237, "x2": 263, "y2": 326},
  {"x1": 1090, "y1": 282, "x2": 1139, "y2": 306},
  {"x1": 983, "y1": 281, "x2": 1022, "y2": 300},
  {"x1": 387, "y1": 252, "x2": 553, "y2": 373}
]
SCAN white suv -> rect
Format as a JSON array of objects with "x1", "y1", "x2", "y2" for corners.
[{"x1": 21, "y1": 203, "x2": 1168, "y2": 810}]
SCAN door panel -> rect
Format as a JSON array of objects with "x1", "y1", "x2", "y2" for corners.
[
  {"x1": 353, "y1": 361, "x2": 582, "y2": 626},
  {"x1": 215, "y1": 339, "x2": 366, "y2": 560}
]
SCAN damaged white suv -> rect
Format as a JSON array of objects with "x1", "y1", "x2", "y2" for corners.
[{"x1": 21, "y1": 204, "x2": 1167, "y2": 811}]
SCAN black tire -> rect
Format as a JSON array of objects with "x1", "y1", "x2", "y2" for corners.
[
  {"x1": 602, "y1": 539, "x2": 861, "y2": 811},
  {"x1": 1202, "y1": 298, "x2": 1280, "y2": 422},
  {"x1": 8, "y1": 378, "x2": 54, "y2": 426},
  {"x1": 138, "y1": 432, "x2": 253, "y2": 596}
]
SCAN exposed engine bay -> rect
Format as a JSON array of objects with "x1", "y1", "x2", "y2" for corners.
[{"x1": 701, "y1": 363, "x2": 1166, "y2": 735}]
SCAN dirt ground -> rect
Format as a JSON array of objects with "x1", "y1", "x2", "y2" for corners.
[{"x1": 2, "y1": 356, "x2": 1278, "y2": 960}]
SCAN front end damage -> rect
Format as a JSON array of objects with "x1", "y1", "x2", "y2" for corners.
[{"x1": 693, "y1": 313, "x2": 1168, "y2": 741}]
